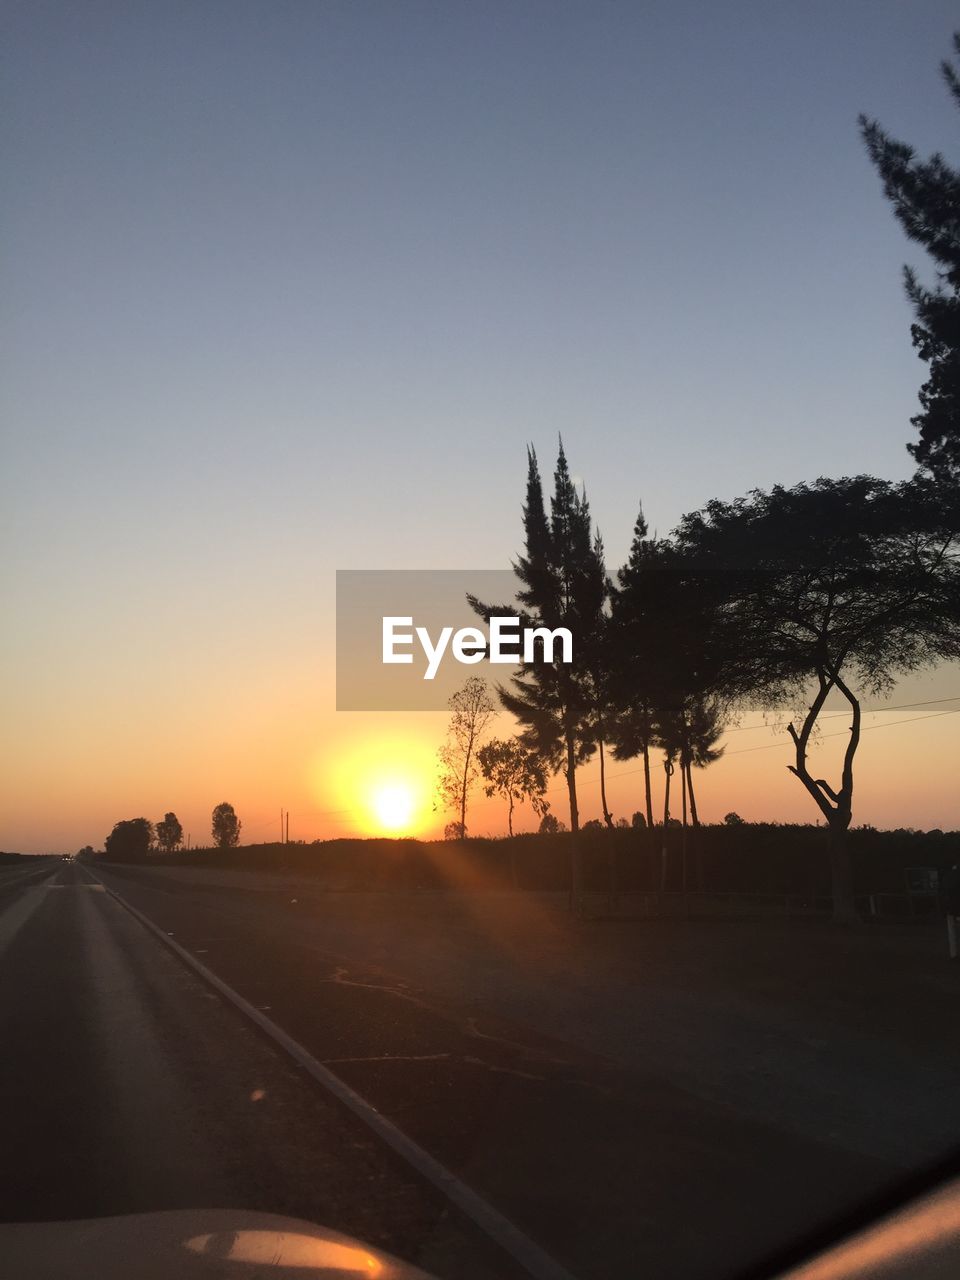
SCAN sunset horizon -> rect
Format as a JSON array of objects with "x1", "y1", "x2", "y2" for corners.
[{"x1": 3, "y1": 9, "x2": 960, "y2": 1279}]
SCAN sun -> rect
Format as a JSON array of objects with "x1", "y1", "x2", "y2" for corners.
[
  {"x1": 371, "y1": 783, "x2": 416, "y2": 832},
  {"x1": 315, "y1": 728, "x2": 436, "y2": 838}
]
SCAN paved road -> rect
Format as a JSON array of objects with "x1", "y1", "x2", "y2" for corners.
[
  {"x1": 2, "y1": 859, "x2": 957, "y2": 1280},
  {"x1": 0, "y1": 862, "x2": 514, "y2": 1279}
]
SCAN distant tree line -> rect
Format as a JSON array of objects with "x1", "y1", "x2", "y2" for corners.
[
  {"x1": 143, "y1": 824, "x2": 960, "y2": 905},
  {"x1": 100, "y1": 802, "x2": 241, "y2": 860}
]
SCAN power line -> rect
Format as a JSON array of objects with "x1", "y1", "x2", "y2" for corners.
[
  {"x1": 547, "y1": 704, "x2": 960, "y2": 794},
  {"x1": 724, "y1": 705, "x2": 960, "y2": 756},
  {"x1": 722, "y1": 693, "x2": 960, "y2": 733}
]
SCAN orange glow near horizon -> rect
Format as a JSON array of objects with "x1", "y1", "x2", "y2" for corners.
[
  {"x1": 317, "y1": 724, "x2": 439, "y2": 839},
  {"x1": 3, "y1": 671, "x2": 959, "y2": 852}
]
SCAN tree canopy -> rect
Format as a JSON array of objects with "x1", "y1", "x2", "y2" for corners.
[
  {"x1": 211, "y1": 802, "x2": 242, "y2": 849},
  {"x1": 155, "y1": 812, "x2": 183, "y2": 854},
  {"x1": 671, "y1": 474, "x2": 960, "y2": 917},
  {"x1": 861, "y1": 32, "x2": 960, "y2": 478},
  {"x1": 477, "y1": 736, "x2": 549, "y2": 837},
  {"x1": 104, "y1": 818, "x2": 153, "y2": 861},
  {"x1": 435, "y1": 676, "x2": 496, "y2": 839}
]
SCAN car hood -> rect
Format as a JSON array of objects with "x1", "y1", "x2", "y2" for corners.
[{"x1": 0, "y1": 1209, "x2": 436, "y2": 1279}]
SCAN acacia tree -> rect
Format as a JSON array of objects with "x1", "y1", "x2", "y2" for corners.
[
  {"x1": 436, "y1": 676, "x2": 496, "y2": 839},
  {"x1": 673, "y1": 475, "x2": 960, "y2": 921},
  {"x1": 860, "y1": 32, "x2": 960, "y2": 479},
  {"x1": 211, "y1": 802, "x2": 241, "y2": 849},
  {"x1": 477, "y1": 737, "x2": 550, "y2": 837},
  {"x1": 470, "y1": 443, "x2": 599, "y2": 910},
  {"x1": 155, "y1": 811, "x2": 183, "y2": 854}
]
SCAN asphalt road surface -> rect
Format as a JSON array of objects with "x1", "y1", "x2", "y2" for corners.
[
  {"x1": 0, "y1": 861, "x2": 515, "y2": 1279},
  {"x1": 1, "y1": 859, "x2": 957, "y2": 1280}
]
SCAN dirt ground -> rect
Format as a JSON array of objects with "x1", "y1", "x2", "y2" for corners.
[{"x1": 131, "y1": 865, "x2": 960, "y2": 1170}]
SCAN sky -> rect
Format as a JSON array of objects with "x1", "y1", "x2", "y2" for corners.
[{"x1": 2, "y1": 0, "x2": 959, "y2": 852}]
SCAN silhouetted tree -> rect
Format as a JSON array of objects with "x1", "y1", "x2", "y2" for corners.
[
  {"x1": 613, "y1": 527, "x2": 724, "y2": 890},
  {"x1": 155, "y1": 811, "x2": 183, "y2": 854},
  {"x1": 582, "y1": 527, "x2": 615, "y2": 827},
  {"x1": 609, "y1": 506, "x2": 659, "y2": 832},
  {"x1": 665, "y1": 695, "x2": 725, "y2": 893},
  {"x1": 436, "y1": 677, "x2": 496, "y2": 838},
  {"x1": 470, "y1": 443, "x2": 598, "y2": 911},
  {"x1": 673, "y1": 476, "x2": 960, "y2": 921},
  {"x1": 539, "y1": 812, "x2": 566, "y2": 834},
  {"x1": 211, "y1": 802, "x2": 241, "y2": 849},
  {"x1": 678, "y1": 696, "x2": 725, "y2": 829},
  {"x1": 658, "y1": 728, "x2": 679, "y2": 892},
  {"x1": 477, "y1": 736, "x2": 549, "y2": 838},
  {"x1": 104, "y1": 818, "x2": 153, "y2": 861},
  {"x1": 861, "y1": 33, "x2": 960, "y2": 478}
]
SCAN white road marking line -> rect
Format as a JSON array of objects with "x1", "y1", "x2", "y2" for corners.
[{"x1": 85, "y1": 867, "x2": 580, "y2": 1280}]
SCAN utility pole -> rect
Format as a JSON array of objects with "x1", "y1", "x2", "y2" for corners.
[{"x1": 285, "y1": 811, "x2": 290, "y2": 844}]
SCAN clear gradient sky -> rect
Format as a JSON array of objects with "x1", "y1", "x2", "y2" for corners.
[{"x1": 3, "y1": 1, "x2": 959, "y2": 853}]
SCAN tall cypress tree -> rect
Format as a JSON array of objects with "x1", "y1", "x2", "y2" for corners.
[
  {"x1": 582, "y1": 524, "x2": 614, "y2": 827},
  {"x1": 470, "y1": 441, "x2": 597, "y2": 910},
  {"x1": 860, "y1": 33, "x2": 960, "y2": 478},
  {"x1": 513, "y1": 446, "x2": 554, "y2": 613}
]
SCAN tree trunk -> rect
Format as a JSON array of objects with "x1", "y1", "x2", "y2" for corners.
[
  {"x1": 643, "y1": 742, "x2": 654, "y2": 831},
  {"x1": 686, "y1": 762, "x2": 704, "y2": 891},
  {"x1": 828, "y1": 821, "x2": 858, "y2": 924},
  {"x1": 661, "y1": 757, "x2": 673, "y2": 893},
  {"x1": 687, "y1": 763, "x2": 700, "y2": 827},
  {"x1": 786, "y1": 668, "x2": 863, "y2": 925},
  {"x1": 566, "y1": 727, "x2": 582, "y2": 914},
  {"x1": 509, "y1": 804, "x2": 519, "y2": 889},
  {"x1": 598, "y1": 737, "x2": 614, "y2": 828},
  {"x1": 680, "y1": 759, "x2": 688, "y2": 894},
  {"x1": 643, "y1": 741, "x2": 657, "y2": 883},
  {"x1": 459, "y1": 725, "x2": 475, "y2": 839}
]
